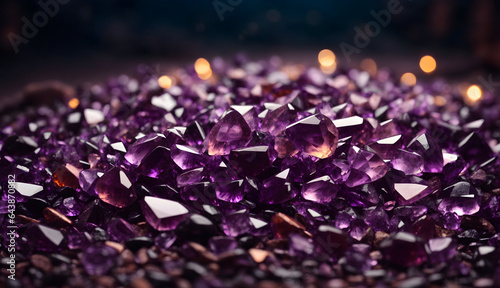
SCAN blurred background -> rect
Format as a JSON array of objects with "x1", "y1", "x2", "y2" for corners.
[{"x1": 1, "y1": 0, "x2": 500, "y2": 110}]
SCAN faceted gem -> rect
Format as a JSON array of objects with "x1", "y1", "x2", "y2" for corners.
[
  {"x1": 228, "y1": 146, "x2": 272, "y2": 177},
  {"x1": 437, "y1": 182, "x2": 480, "y2": 216},
  {"x1": 95, "y1": 167, "x2": 137, "y2": 208},
  {"x1": 344, "y1": 146, "x2": 389, "y2": 187},
  {"x1": 406, "y1": 133, "x2": 443, "y2": 173},
  {"x1": 26, "y1": 224, "x2": 65, "y2": 252},
  {"x1": 209, "y1": 236, "x2": 238, "y2": 255},
  {"x1": 107, "y1": 218, "x2": 137, "y2": 242},
  {"x1": 58, "y1": 197, "x2": 83, "y2": 216},
  {"x1": 249, "y1": 216, "x2": 270, "y2": 236},
  {"x1": 176, "y1": 214, "x2": 218, "y2": 244},
  {"x1": 313, "y1": 225, "x2": 350, "y2": 261},
  {"x1": 261, "y1": 104, "x2": 297, "y2": 136},
  {"x1": 363, "y1": 206, "x2": 389, "y2": 232},
  {"x1": 80, "y1": 244, "x2": 118, "y2": 276},
  {"x1": 457, "y1": 132, "x2": 493, "y2": 164},
  {"x1": 136, "y1": 146, "x2": 172, "y2": 178},
  {"x1": 301, "y1": 175, "x2": 339, "y2": 203},
  {"x1": 285, "y1": 114, "x2": 339, "y2": 159},
  {"x1": 171, "y1": 144, "x2": 206, "y2": 170},
  {"x1": 332, "y1": 116, "x2": 373, "y2": 145},
  {"x1": 367, "y1": 134, "x2": 403, "y2": 160},
  {"x1": 155, "y1": 232, "x2": 177, "y2": 250},
  {"x1": 79, "y1": 169, "x2": 102, "y2": 195},
  {"x1": 274, "y1": 135, "x2": 299, "y2": 158},
  {"x1": 184, "y1": 121, "x2": 206, "y2": 146},
  {"x1": 261, "y1": 168, "x2": 298, "y2": 204},
  {"x1": 425, "y1": 237, "x2": 457, "y2": 264},
  {"x1": 380, "y1": 232, "x2": 427, "y2": 267},
  {"x1": 230, "y1": 105, "x2": 259, "y2": 130},
  {"x1": 392, "y1": 149, "x2": 424, "y2": 175},
  {"x1": 124, "y1": 133, "x2": 168, "y2": 166},
  {"x1": 289, "y1": 234, "x2": 314, "y2": 256},
  {"x1": 141, "y1": 196, "x2": 190, "y2": 231},
  {"x1": 393, "y1": 183, "x2": 433, "y2": 205},
  {"x1": 177, "y1": 168, "x2": 204, "y2": 187},
  {"x1": 215, "y1": 179, "x2": 246, "y2": 203},
  {"x1": 204, "y1": 110, "x2": 252, "y2": 156},
  {"x1": 222, "y1": 209, "x2": 251, "y2": 237},
  {"x1": 52, "y1": 164, "x2": 81, "y2": 189}
]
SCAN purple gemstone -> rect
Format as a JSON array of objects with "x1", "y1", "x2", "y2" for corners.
[
  {"x1": 183, "y1": 121, "x2": 206, "y2": 146},
  {"x1": 363, "y1": 206, "x2": 389, "y2": 232},
  {"x1": 313, "y1": 225, "x2": 350, "y2": 261},
  {"x1": 261, "y1": 104, "x2": 297, "y2": 136},
  {"x1": 230, "y1": 105, "x2": 259, "y2": 131},
  {"x1": 171, "y1": 144, "x2": 206, "y2": 170},
  {"x1": 457, "y1": 132, "x2": 493, "y2": 164},
  {"x1": 209, "y1": 236, "x2": 238, "y2": 255},
  {"x1": 260, "y1": 168, "x2": 298, "y2": 204},
  {"x1": 204, "y1": 110, "x2": 252, "y2": 156},
  {"x1": 285, "y1": 114, "x2": 339, "y2": 159},
  {"x1": 80, "y1": 244, "x2": 118, "y2": 276},
  {"x1": 393, "y1": 182, "x2": 433, "y2": 205},
  {"x1": 177, "y1": 168, "x2": 204, "y2": 187},
  {"x1": 95, "y1": 167, "x2": 137, "y2": 208},
  {"x1": 367, "y1": 134, "x2": 403, "y2": 160},
  {"x1": 79, "y1": 169, "x2": 102, "y2": 196},
  {"x1": 141, "y1": 196, "x2": 190, "y2": 231},
  {"x1": 155, "y1": 231, "x2": 177, "y2": 250},
  {"x1": 107, "y1": 218, "x2": 136, "y2": 242},
  {"x1": 344, "y1": 146, "x2": 389, "y2": 187},
  {"x1": 380, "y1": 232, "x2": 427, "y2": 267},
  {"x1": 406, "y1": 133, "x2": 443, "y2": 173},
  {"x1": 26, "y1": 224, "x2": 65, "y2": 252},
  {"x1": 124, "y1": 133, "x2": 168, "y2": 166},
  {"x1": 228, "y1": 146, "x2": 272, "y2": 177},
  {"x1": 215, "y1": 179, "x2": 246, "y2": 203},
  {"x1": 222, "y1": 209, "x2": 251, "y2": 237},
  {"x1": 289, "y1": 233, "x2": 314, "y2": 256},
  {"x1": 136, "y1": 146, "x2": 172, "y2": 178},
  {"x1": 58, "y1": 197, "x2": 83, "y2": 216},
  {"x1": 301, "y1": 175, "x2": 339, "y2": 204},
  {"x1": 391, "y1": 149, "x2": 424, "y2": 175},
  {"x1": 425, "y1": 237, "x2": 457, "y2": 264},
  {"x1": 438, "y1": 182, "x2": 480, "y2": 216},
  {"x1": 332, "y1": 116, "x2": 373, "y2": 145}
]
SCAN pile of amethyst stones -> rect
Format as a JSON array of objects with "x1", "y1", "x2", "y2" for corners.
[{"x1": 1, "y1": 56, "x2": 500, "y2": 288}]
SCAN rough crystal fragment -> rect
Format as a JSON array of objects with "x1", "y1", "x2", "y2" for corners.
[
  {"x1": 285, "y1": 114, "x2": 339, "y2": 158},
  {"x1": 228, "y1": 146, "x2": 272, "y2": 177},
  {"x1": 261, "y1": 168, "x2": 298, "y2": 204},
  {"x1": 406, "y1": 133, "x2": 443, "y2": 173},
  {"x1": 141, "y1": 196, "x2": 190, "y2": 231},
  {"x1": 345, "y1": 146, "x2": 389, "y2": 187},
  {"x1": 301, "y1": 175, "x2": 339, "y2": 203},
  {"x1": 261, "y1": 104, "x2": 297, "y2": 136},
  {"x1": 171, "y1": 144, "x2": 206, "y2": 170},
  {"x1": 124, "y1": 133, "x2": 168, "y2": 166},
  {"x1": 204, "y1": 110, "x2": 252, "y2": 156},
  {"x1": 136, "y1": 146, "x2": 172, "y2": 178},
  {"x1": 95, "y1": 167, "x2": 137, "y2": 208}
]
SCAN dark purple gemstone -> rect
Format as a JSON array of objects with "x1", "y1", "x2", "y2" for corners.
[
  {"x1": 209, "y1": 236, "x2": 238, "y2": 255},
  {"x1": 106, "y1": 218, "x2": 136, "y2": 242},
  {"x1": 124, "y1": 133, "x2": 168, "y2": 166},
  {"x1": 261, "y1": 104, "x2": 297, "y2": 136},
  {"x1": 426, "y1": 237, "x2": 457, "y2": 264},
  {"x1": 136, "y1": 146, "x2": 172, "y2": 178},
  {"x1": 457, "y1": 132, "x2": 493, "y2": 164},
  {"x1": 95, "y1": 167, "x2": 137, "y2": 208},
  {"x1": 228, "y1": 146, "x2": 272, "y2": 177},
  {"x1": 367, "y1": 134, "x2": 403, "y2": 160},
  {"x1": 332, "y1": 116, "x2": 373, "y2": 145},
  {"x1": 215, "y1": 179, "x2": 246, "y2": 203},
  {"x1": 171, "y1": 144, "x2": 206, "y2": 170},
  {"x1": 222, "y1": 209, "x2": 251, "y2": 237},
  {"x1": 26, "y1": 224, "x2": 65, "y2": 252},
  {"x1": 80, "y1": 244, "x2": 118, "y2": 276},
  {"x1": 313, "y1": 225, "x2": 350, "y2": 261},
  {"x1": 380, "y1": 232, "x2": 427, "y2": 267},
  {"x1": 345, "y1": 146, "x2": 389, "y2": 187},
  {"x1": 260, "y1": 168, "x2": 298, "y2": 204}
]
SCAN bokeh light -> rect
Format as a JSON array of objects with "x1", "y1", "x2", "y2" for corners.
[
  {"x1": 195, "y1": 58, "x2": 212, "y2": 80},
  {"x1": 318, "y1": 49, "x2": 336, "y2": 67},
  {"x1": 68, "y1": 98, "x2": 79, "y2": 109},
  {"x1": 419, "y1": 55, "x2": 436, "y2": 73},
  {"x1": 467, "y1": 85, "x2": 482, "y2": 102},
  {"x1": 158, "y1": 75, "x2": 172, "y2": 89},
  {"x1": 400, "y1": 72, "x2": 417, "y2": 86}
]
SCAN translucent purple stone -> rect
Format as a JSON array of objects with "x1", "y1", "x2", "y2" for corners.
[
  {"x1": 80, "y1": 244, "x2": 118, "y2": 276},
  {"x1": 204, "y1": 110, "x2": 252, "y2": 156},
  {"x1": 260, "y1": 168, "x2": 298, "y2": 204},
  {"x1": 95, "y1": 167, "x2": 137, "y2": 208},
  {"x1": 380, "y1": 232, "x2": 427, "y2": 267},
  {"x1": 285, "y1": 114, "x2": 339, "y2": 159},
  {"x1": 406, "y1": 133, "x2": 443, "y2": 173},
  {"x1": 301, "y1": 175, "x2": 339, "y2": 204},
  {"x1": 141, "y1": 196, "x2": 190, "y2": 231}
]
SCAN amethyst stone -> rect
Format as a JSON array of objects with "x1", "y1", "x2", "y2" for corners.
[
  {"x1": 228, "y1": 146, "x2": 272, "y2": 177},
  {"x1": 80, "y1": 244, "x2": 118, "y2": 276},
  {"x1": 285, "y1": 114, "x2": 339, "y2": 159},
  {"x1": 406, "y1": 133, "x2": 443, "y2": 173},
  {"x1": 95, "y1": 167, "x2": 137, "y2": 208},
  {"x1": 301, "y1": 175, "x2": 339, "y2": 203},
  {"x1": 380, "y1": 232, "x2": 427, "y2": 267},
  {"x1": 260, "y1": 168, "x2": 298, "y2": 204},
  {"x1": 141, "y1": 196, "x2": 190, "y2": 231},
  {"x1": 204, "y1": 110, "x2": 252, "y2": 156}
]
